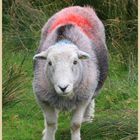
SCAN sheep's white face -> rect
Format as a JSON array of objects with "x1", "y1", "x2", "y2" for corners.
[{"x1": 34, "y1": 42, "x2": 90, "y2": 97}]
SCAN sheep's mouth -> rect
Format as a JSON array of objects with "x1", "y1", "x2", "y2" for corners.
[
  {"x1": 56, "y1": 90, "x2": 73, "y2": 97},
  {"x1": 59, "y1": 91, "x2": 73, "y2": 96},
  {"x1": 58, "y1": 92, "x2": 74, "y2": 99}
]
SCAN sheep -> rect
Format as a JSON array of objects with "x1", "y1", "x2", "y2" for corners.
[{"x1": 33, "y1": 6, "x2": 108, "y2": 140}]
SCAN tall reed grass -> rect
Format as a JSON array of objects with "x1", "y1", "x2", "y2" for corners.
[
  {"x1": 3, "y1": 0, "x2": 137, "y2": 66},
  {"x1": 2, "y1": 57, "x2": 27, "y2": 106}
]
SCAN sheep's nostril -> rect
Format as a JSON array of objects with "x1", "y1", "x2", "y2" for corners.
[{"x1": 58, "y1": 85, "x2": 68, "y2": 92}]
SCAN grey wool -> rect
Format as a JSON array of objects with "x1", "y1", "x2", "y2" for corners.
[{"x1": 33, "y1": 6, "x2": 108, "y2": 140}]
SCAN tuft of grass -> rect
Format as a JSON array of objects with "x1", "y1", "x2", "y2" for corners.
[{"x1": 2, "y1": 57, "x2": 27, "y2": 107}]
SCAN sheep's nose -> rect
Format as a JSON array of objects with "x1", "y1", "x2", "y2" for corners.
[{"x1": 58, "y1": 85, "x2": 68, "y2": 92}]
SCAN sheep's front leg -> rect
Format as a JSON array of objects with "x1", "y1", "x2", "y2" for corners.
[
  {"x1": 42, "y1": 106, "x2": 59, "y2": 140},
  {"x1": 71, "y1": 102, "x2": 88, "y2": 140}
]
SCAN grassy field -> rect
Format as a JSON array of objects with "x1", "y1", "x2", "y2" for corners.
[
  {"x1": 2, "y1": 50, "x2": 138, "y2": 140},
  {"x1": 2, "y1": 0, "x2": 138, "y2": 140}
]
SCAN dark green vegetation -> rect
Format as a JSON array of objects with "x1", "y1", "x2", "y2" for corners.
[{"x1": 3, "y1": 0, "x2": 138, "y2": 140}]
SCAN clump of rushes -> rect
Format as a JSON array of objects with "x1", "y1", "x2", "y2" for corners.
[
  {"x1": 2, "y1": 0, "x2": 71, "y2": 51},
  {"x1": 3, "y1": 0, "x2": 137, "y2": 68},
  {"x1": 2, "y1": 58, "x2": 27, "y2": 107}
]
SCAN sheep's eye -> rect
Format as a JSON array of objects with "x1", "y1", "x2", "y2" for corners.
[
  {"x1": 48, "y1": 61, "x2": 52, "y2": 66},
  {"x1": 73, "y1": 60, "x2": 78, "y2": 65}
]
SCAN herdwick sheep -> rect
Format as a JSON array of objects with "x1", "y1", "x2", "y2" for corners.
[{"x1": 33, "y1": 6, "x2": 108, "y2": 140}]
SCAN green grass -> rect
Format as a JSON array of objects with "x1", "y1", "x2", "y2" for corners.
[
  {"x1": 2, "y1": 0, "x2": 137, "y2": 139},
  {"x1": 2, "y1": 50, "x2": 137, "y2": 140}
]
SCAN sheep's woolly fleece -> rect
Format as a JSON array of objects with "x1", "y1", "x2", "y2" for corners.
[{"x1": 33, "y1": 6, "x2": 108, "y2": 110}]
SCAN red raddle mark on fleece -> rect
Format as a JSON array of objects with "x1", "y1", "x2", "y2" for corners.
[{"x1": 48, "y1": 13, "x2": 93, "y2": 39}]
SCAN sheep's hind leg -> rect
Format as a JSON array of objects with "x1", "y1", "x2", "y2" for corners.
[{"x1": 82, "y1": 99, "x2": 95, "y2": 123}]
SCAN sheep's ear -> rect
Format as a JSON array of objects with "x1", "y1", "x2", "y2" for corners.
[
  {"x1": 78, "y1": 50, "x2": 90, "y2": 60},
  {"x1": 33, "y1": 51, "x2": 47, "y2": 60}
]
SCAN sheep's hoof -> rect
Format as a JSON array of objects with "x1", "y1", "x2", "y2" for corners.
[
  {"x1": 42, "y1": 128, "x2": 46, "y2": 135},
  {"x1": 82, "y1": 116, "x2": 93, "y2": 123}
]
